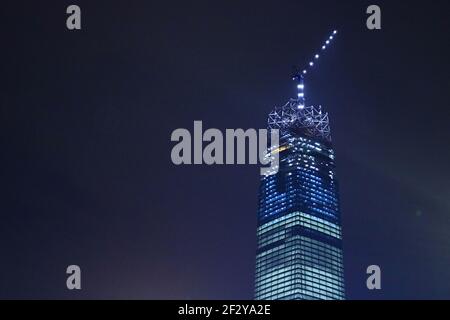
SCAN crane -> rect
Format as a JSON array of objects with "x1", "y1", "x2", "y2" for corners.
[{"x1": 292, "y1": 29, "x2": 338, "y2": 109}]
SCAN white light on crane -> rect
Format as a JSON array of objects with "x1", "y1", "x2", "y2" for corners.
[{"x1": 293, "y1": 29, "x2": 339, "y2": 103}]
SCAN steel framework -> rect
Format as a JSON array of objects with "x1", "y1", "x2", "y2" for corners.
[
  {"x1": 267, "y1": 29, "x2": 337, "y2": 142},
  {"x1": 268, "y1": 99, "x2": 331, "y2": 141}
]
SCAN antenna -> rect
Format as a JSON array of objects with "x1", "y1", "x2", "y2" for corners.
[{"x1": 292, "y1": 29, "x2": 338, "y2": 109}]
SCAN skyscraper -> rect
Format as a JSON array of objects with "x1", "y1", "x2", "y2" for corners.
[{"x1": 254, "y1": 30, "x2": 345, "y2": 300}]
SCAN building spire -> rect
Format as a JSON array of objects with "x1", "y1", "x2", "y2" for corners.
[{"x1": 292, "y1": 29, "x2": 338, "y2": 109}]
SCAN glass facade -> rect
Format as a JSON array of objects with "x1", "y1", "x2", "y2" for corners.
[{"x1": 255, "y1": 123, "x2": 345, "y2": 300}]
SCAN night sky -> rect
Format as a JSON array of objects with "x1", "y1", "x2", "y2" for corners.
[{"x1": 1, "y1": 0, "x2": 450, "y2": 299}]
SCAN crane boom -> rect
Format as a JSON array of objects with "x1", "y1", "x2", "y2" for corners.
[{"x1": 293, "y1": 29, "x2": 338, "y2": 109}]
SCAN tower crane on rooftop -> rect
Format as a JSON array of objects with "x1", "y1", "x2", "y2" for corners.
[{"x1": 292, "y1": 29, "x2": 338, "y2": 110}]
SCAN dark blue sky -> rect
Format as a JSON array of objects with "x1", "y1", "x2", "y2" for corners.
[{"x1": 1, "y1": 0, "x2": 449, "y2": 299}]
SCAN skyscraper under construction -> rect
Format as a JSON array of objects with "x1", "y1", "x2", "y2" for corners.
[{"x1": 254, "y1": 30, "x2": 345, "y2": 300}]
